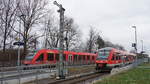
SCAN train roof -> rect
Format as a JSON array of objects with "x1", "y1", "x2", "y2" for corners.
[
  {"x1": 33, "y1": 49, "x2": 97, "y2": 56},
  {"x1": 98, "y1": 47, "x2": 114, "y2": 51},
  {"x1": 98, "y1": 47, "x2": 136, "y2": 56}
]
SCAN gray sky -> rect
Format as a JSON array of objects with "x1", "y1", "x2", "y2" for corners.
[{"x1": 52, "y1": 0, "x2": 150, "y2": 54}]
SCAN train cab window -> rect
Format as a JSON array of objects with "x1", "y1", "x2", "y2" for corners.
[
  {"x1": 56, "y1": 54, "x2": 59, "y2": 61},
  {"x1": 25, "y1": 50, "x2": 37, "y2": 61},
  {"x1": 98, "y1": 49, "x2": 110, "y2": 60},
  {"x1": 36, "y1": 53, "x2": 44, "y2": 61},
  {"x1": 47, "y1": 53, "x2": 54, "y2": 61}
]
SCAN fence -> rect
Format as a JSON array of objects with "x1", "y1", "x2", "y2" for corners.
[
  {"x1": 0, "y1": 58, "x2": 148, "y2": 84},
  {"x1": 0, "y1": 64, "x2": 57, "y2": 84}
]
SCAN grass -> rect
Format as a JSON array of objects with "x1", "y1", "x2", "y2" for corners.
[
  {"x1": 95, "y1": 62, "x2": 150, "y2": 84},
  {"x1": 138, "y1": 62, "x2": 150, "y2": 66}
]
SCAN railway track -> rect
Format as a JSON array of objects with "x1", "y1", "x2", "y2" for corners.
[{"x1": 47, "y1": 71, "x2": 109, "y2": 84}]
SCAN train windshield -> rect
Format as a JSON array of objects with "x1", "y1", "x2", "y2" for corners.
[
  {"x1": 25, "y1": 50, "x2": 37, "y2": 60},
  {"x1": 97, "y1": 50, "x2": 110, "y2": 60}
]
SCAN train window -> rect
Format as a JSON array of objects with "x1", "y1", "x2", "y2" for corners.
[
  {"x1": 68, "y1": 54, "x2": 72, "y2": 61},
  {"x1": 116, "y1": 56, "x2": 120, "y2": 60},
  {"x1": 87, "y1": 56, "x2": 90, "y2": 60},
  {"x1": 83, "y1": 55, "x2": 86, "y2": 60},
  {"x1": 47, "y1": 53, "x2": 54, "y2": 61},
  {"x1": 125, "y1": 57, "x2": 129, "y2": 61},
  {"x1": 74, "y1": 55, "x2": 78, "y2": 61},
  {"x1": 112, "y1": 56, "x2": 114, "y2": 60},
  {"x1": 63, "y1": 54, "x2": 66, "y2": 61},
  {"x1": 36, "y1": 53, "x2": 44, "y2": 61},
  {"x1": 118, "y1": 56, "x2": 121, "y2": 60},
  {"x1": 112, "y1": 54, "x2": 115, "y2": 60},
  {"x1": 92, "y1": 56, "x2": 95, "y2": 60},
  {"x1": 116, "y1": 56, "x2": 118, "y2": 60},
  {"x1": 78, "y1": 55, "x2": 82, "y2": 60},
  {"x1": 112, "y1": 57, "x2": 115, "y2": 60},
  {"x1": 56, "y1": 54, "x2": 59, "y2": 61}
]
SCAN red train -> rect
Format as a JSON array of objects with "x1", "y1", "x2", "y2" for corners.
[
  {"x1": 23, "y1": 49, "x2": 97, "y2": 65},
  {"x1": 95, "y1": 47, "x2": 136, "y2": 71}
]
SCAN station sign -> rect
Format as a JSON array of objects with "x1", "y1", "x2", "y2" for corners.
[{"x1": 13, "y1": 42, "x2": 24, "y2": 46}]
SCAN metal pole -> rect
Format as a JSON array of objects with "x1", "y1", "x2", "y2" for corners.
[
  {"x1": 141, "y1": 40, "x2": 143, "y2": 52},
  {"x1": 53, "y1": 1, "x2": 65, "y2": 79},
  {"x1": 17, "y1": 17, "x2": 21, "y2": 66},
  {"x1": 135, "y1": 27, "x2": 137, "y2": 53},
  {"x1": 132, "y1": 26, "x2": 138, "y2": 64},
  {"x1": 17, "y1": 16, "x2": 22, "y2": 84}
]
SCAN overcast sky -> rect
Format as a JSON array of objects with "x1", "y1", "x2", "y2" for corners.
[{"x1": 51, "y1": 0, "x2": 150, "y2": 54}]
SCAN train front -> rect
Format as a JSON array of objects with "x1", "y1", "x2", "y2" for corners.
[
  {"x1": 22, "y1": 50, "x2": 37, "y2": 65},
  {"x1": 95, "y1": 47, "x2": 112, "y2": 71}
]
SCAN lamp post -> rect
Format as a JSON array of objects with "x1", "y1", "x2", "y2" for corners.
[
  {"x1": 141, "y1": 40, "x2": 143, "y2": 52},
  {"x1": 53, "y1": 1, "x2": 65, "y2": 79},
  {"x1": 132, "y1": 26, "x2": 137, "y2": 52},
  {"x1": 132, "y1": 25, "x2": 138, "y2": 63},
  {"x1": 17, "y1": 16, "x2": 21, "y2": 66},
  {"x1": 17, "y1": 14, "x2": 25, "y2": 66}
]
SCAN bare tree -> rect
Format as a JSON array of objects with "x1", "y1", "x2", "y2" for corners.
[
  {"x1": 85, "y1": 27, "x2": 99, "y2": 53},
  {"x1": 43, "y1": 15, "x2": 81, "y2": 51},
  {"x1": 64, "y1": 17, "x2": 81, "y2": 51},
  {"x1": 43, "y1": 14, "x2": 60, "y2": 49},
  {"x1": 0, "y1": 0, "x2": 18, "y2": 52},
  {"x1": 16, "y1": 0, "x2": 48, "y2": 55}
]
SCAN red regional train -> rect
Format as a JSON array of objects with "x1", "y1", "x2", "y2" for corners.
[
  {"x1": 23, "y1": 49, "x2": 97, "y2": 65},
  {"x1": 95, "y1": 47, "x2": 136, "y2": 71}
]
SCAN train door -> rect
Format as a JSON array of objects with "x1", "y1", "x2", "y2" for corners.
[
  {"x1": 111, "y1": 53, "x2": 116, "y2": 63},
  {"x1": 122, "y1": 56, "x2": 126, "y2": 65},
  {"x1": 83, "y1": 55, "x2": 86, "y2": 64},
  {"x1": 68, "y1": 54, "x2": 73, "y2": 65},
  {"x1": 110, "y1": 53, "x2": 116, "y2": 67}
]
